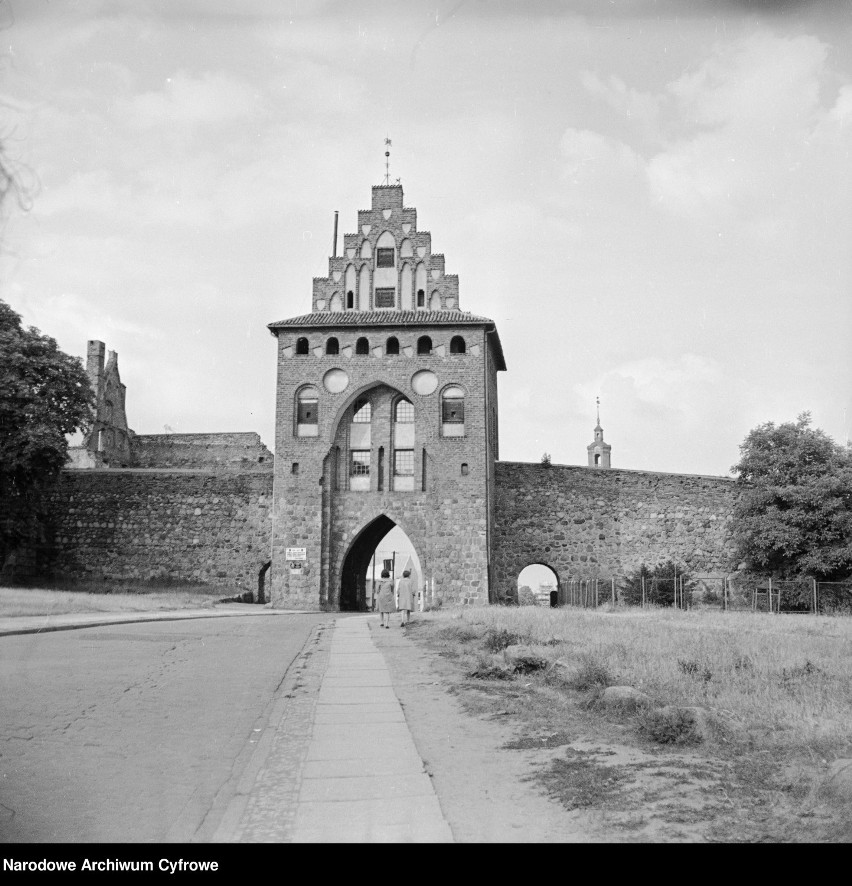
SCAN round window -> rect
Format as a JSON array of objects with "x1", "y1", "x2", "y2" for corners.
[
  {"x1": 323, "y1": 368, "x2": 349, "y2": 394},
  {"x1": 411, "y1": 369, "x2": 439, "y2": 396}
]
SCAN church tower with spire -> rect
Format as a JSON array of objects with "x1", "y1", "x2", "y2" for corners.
[
  {"x1": 267, "y1": 164, "x2": 505, "y2": 611},
  {"x1": 587, "y1": 398, "x2": 612, "y2": 468}
]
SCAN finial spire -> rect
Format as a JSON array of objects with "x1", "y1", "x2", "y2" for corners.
[
  {"x1": 381, "y1": 136, "x2": 401, "y2": 186},
  {"x1": 383, "y1": 136, "x2": 392, "y2": 185},
  {"x1": 596, "y1": 396, "x2": 601, "y2": 428}
]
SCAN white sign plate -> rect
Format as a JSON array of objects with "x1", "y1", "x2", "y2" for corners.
[{"x1": 285, "y1": 547, "x2": 307, "y2": 560}]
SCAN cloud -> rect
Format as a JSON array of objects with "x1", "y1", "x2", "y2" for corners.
[
  {"x1": 576, "y1": 355, "x2": 723, "y2": 422},
  {"x1": 646, "y1": 32, "x2": 842, "y2": 221},
  {"x1": 559, "y1": 128, "x2": 642, "y2": 183},
  {"x1": 120, "y1": 70, "x2": 264, "y2": 130},
  {"x1": 580, "y1": 71, "x2": 661, "y2": 135}
]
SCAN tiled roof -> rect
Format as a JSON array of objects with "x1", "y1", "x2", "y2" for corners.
[
  {"x1": 268, "y1": 310, "x2": 507, "y2": 370},
  {"x1": 268, "y1": 310, "x2": 496, "y2": 329}
]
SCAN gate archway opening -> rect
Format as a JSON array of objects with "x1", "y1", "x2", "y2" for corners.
[
  {"x1": 517, "y1": 563, "x2": 560, "y2": 607},
  {"x1": 339, "y1": 517, "x2": 422, "y2": 612}
]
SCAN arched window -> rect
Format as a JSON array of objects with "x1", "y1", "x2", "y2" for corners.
[
  {"x1": 429, "y1": 291, "x2": 441, "y2": 311},
  {"x1": 416, "y1": 289, "x2": 425, "y2": 308},
  {"x1": 417, "y1": 335, "x2": 432, "y2": 355},
  {"x1": 376, "y1": 231, "x2": 395, "y2": 267},
  {"x1": 295, "y1": 337, "x2": 309, "y2": 355},
  {"x1": 356, "y1": 337, "x2": 369, "y2": 355},
  {"x1": 386, "y1": 336, "x2": 400, "y2": 356},
  {"x1": 346, "y1": 291, "x2": 354, "y2": 309},
  {"x1": 326, "y1": 337, "x2": 339, "y2": 355},
  {"x1": 441, "y1": 386, "x2": 465, "y2": 437},
  {"x1": 395, "y1": 399, "x2": 414, "y2": 423},
  {"x1": 296, "y1": 386, "x2": 319, "y2": 437},
  {"x1": 450, "y1": 336, "x2": 466, "y2": 354},
  {"x1": 352, "y1": 399, "x2": 372, "y2": 423}
]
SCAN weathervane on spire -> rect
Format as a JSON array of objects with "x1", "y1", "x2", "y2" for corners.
[
  {"x1": 596, "y1": 396, "x2": 601, "y2": 427},
  {"x1": 382, "y1": 136, "x2": 401, "y2": 186}
]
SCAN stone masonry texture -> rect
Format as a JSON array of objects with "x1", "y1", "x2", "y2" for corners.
[
  {"x1": 491, "y1": 462, "x2": 739, "y2": 601},
  {"x1": 46, "y1": 469, "x2": 273, "y2": 591}
]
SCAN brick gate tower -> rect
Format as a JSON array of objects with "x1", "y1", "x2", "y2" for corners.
[{"x1": 268, "y1": 183, "x2": 505, "y2": 610}]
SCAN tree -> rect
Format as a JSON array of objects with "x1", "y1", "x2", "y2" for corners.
[
  {"x1": 619, "y1": 561, "x2": 693, "y2": 607},
  {"x1": 517, "y1": 585, "x2": 539, "y2": 606},
  {"x1": 731, "y1": 413, "x2": 852, "y2": 580},
  {"x1": 0, "y1": 299, "x2": 93, "y2": 574}
]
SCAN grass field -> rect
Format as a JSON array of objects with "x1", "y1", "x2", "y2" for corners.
[
  {"x1": 0, "y1": 584, "x2": 225, "y2": 618},
  {"x1": 421, "y1": 604, "x2": 852, "y2": 755},
  {"x1": 408, "y1": 604, "x2": 852, "y2": 841}
]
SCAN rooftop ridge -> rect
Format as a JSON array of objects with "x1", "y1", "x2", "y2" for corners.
[{"x1": 268, "y1": 310, "x2": 495, "y2": 328}]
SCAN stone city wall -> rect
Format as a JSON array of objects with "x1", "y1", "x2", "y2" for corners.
[
  {"x1": 492, "y1": 462, "x2": 739, "y2": 600},
  {"x1": 45, "y1": 468, "x2": 274, "y2": 592}
]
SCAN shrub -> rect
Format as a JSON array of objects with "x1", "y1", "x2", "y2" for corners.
[
  {"x1": 482, "y1": 626, "x2": 528, "y2": 653},
  {"x1": 570, "y1": 653, "x2": 613, "y2": 691}
]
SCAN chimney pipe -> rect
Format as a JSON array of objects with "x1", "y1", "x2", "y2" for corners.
[{"x1": 332, "y1": 210, "x2": 339, "y2": 257}]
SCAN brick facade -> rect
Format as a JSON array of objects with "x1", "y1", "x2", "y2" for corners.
[{"x1": 268, "y1": 184, "x2": 505, "y2": 610}]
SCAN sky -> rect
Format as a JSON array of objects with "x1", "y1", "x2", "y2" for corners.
[{"x1": 1, "y1": 0, "x2": 850, "y2": 486}]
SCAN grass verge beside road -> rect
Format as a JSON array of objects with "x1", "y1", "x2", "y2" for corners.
[
  {"x1": 405, "y1": 605, "x2": 852, "y2": 842},
  {"x1": 0, "y1": 584, "x2": 225, "y2": 618}
]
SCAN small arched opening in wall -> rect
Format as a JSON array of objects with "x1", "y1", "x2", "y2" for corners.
[
  {"x1": 338, "y1": 515, "x2": 423, "y2": 613},
  {"x1": 517, "y1": 563, "x2": 561, "y2": 607},
  {"x1": 257, "y1": 561, "x2": 272, "y2": 604}
]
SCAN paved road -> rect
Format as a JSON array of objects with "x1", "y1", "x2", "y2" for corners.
[{"x1": 0, "y1": 613, "x2": 330, "y2": 842}]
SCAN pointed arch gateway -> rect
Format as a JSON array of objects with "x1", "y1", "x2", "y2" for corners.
[{"x1": 338, "y1": 515, "x2": 422, "y2": 612}]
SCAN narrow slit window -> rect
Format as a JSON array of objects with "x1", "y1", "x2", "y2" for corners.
[{"x1": 417, "y1": 289, "x2": 425, "y2": 308}]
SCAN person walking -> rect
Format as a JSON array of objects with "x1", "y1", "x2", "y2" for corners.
[
  {"x1": 376, "y1": 570, "x2": 396, "y2": 629},
  {"x1": 396, "y1": 569, "x2": 414, "y2": 627}
]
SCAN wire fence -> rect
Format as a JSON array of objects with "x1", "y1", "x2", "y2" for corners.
[{"x1": 550, "y1": 575, "x2": 852, "y2": 615}]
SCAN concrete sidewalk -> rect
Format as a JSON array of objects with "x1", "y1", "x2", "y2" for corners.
[
  {"x1": 223, "y1": 615, "x2": 454, "y2": 843},
  {"x1": 287, "y1": 616, "x2": 453, "y2": 842}
]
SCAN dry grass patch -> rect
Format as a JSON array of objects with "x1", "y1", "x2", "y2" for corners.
[
  {"x1": 0, "y1": 584, "x2": 224, "y2": 617},
  {"x1": 409, "y1": 606, "x2": 852, "y2": 841}
]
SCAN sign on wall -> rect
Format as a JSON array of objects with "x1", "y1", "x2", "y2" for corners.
[{"x1": 285, "y1": 547, "x2": 306, "y2": 560}]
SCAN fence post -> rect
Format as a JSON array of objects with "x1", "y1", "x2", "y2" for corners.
[
  {"x1": 723, "y1": 577, "x2": 728, "y2": 612},
  {"x1": 768, "y1": 577, "x2": 773, "y2": 614},
  {"x1": 641, "y1": 576, "x2": 645, "y2": 608},
  {"x1": 611, "y1": 577, "x2": 616, "y2": 607},
  {"x1": 813, "y1": 578, "x2": 818, "y2": 615},
  {"x1": 595, "y1": 579, "x2": 599, "y2": 609}
]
